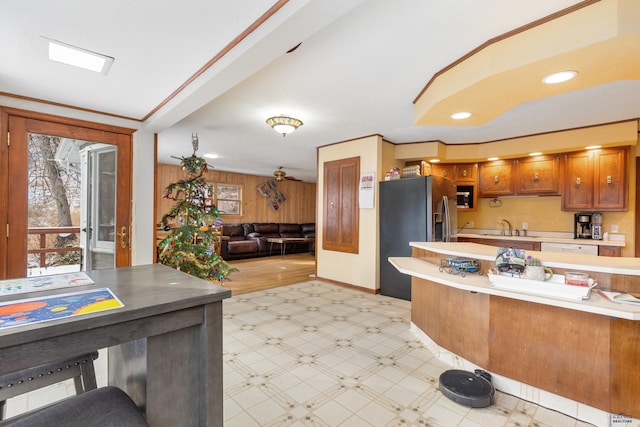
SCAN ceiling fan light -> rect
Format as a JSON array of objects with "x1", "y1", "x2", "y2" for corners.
[
  {"x1": 542, "y1": 70, "x2": 578, "y2": 84},
  {"x1": 273, "y1": 166, "x2": 287, "y2": 181},
  {"x1": 266, "y1": 116, "x2": 303, "y2": 136}
]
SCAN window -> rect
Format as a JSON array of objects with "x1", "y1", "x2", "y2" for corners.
[{"x1": 212, "y1": 183, "x2": 242, "y2": 215}]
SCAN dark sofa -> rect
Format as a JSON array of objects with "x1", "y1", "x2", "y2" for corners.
[{"x1": 221, "y1": 223, "x2": 315, "y2": 260}]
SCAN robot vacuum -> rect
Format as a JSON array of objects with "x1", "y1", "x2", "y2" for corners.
[{"x1": 439, "y1": 369, "x2": 495, "y2": 408}]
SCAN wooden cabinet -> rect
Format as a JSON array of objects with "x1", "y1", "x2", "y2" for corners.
[
  {"x1": 563, "y1": 147, "x2": 628, "y2": 211},
  {"x1": 455, "y1": 163, "x2": 477, "y2": 181},
  {"x1": 323, "y1": 156, "x2": 360, "y2": 253},
  {"x1": 430, "y1": 163, "x2": 455, "y2": 180},
  {"x1": 516, "y1": 155, "x2": 561, "y2": 195},
  {"x1": 598, "y1": 245, "x2": 622, "y2": 257},
  {"x1": 478, "y1": 160, "x2": 515, "y2": 197},
  {"x1": 456, "y1": 236, "x2": 541, "y2": 251}
]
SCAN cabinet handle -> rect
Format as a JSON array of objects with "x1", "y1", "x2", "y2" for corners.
[
  {"x1": 607, "y1": 175, "x2": 612, "y2": 184},
  {"x1": 534, "y1": 171, "x2": 539, "y2": 181},
  {"x1": 462, "y1": 169, "x2": 467, "y2": 177},
  {"x1": 442, "y1": 171, "x2": 448, "y2": 177},
  {"x1": 576, "y1": 177, "x2": 581, "y2": 186},
  {"x1": 494, "y1": 175, "x2": 499, "y2": 183}
]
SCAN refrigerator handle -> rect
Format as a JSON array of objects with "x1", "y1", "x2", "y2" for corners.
[{"x1": 442, "y1": 195, "x2": 451, "y2": 242}]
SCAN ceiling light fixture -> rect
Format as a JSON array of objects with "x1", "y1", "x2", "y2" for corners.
[
  {"x1": 266, "y1": 116, "x2": 303, "y2": 136},
  {"x1": 488, "y1": 157, "x2": 499, "y2": 161},
  {"x1": 47, "y1": 38, "x2": 114, "y2": 74},
  {"x1": 529, "y1": 152, "x2": 542, "y2": 156},
  {"x1": 451, "y1": 112, "x2": 472, "y2": 120},
  {"x1": 429, "y1": 159, "x2": 440, "y2": 163},
  {"x1": 273, "y1": 166, "x2": 287, "y2": 181},
  {"x1": 542, "y1": 70, "x2": 578, "y2": 84},
  {"x1": 586, "y1": 145, "x2": 601, "y2": 150}
]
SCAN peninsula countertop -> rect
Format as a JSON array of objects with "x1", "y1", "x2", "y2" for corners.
[
  {"x1": 389, "y1": 242, "x2": 640, "y2": 320},
  {"x1": 457, "y1": 232, "x2": 625, "y2": 247}
]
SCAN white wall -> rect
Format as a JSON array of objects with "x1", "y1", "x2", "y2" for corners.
[{"x1": 316, "y1": 135, "x2": 383, "y2": 291}]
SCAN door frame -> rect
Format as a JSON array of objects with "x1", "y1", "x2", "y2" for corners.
[{"x1": 0, "y1": 107, "x2": 135, "y2": 279}]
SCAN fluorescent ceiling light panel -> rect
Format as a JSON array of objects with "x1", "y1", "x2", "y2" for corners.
[{"x1": 48, "y1": 39, "x2": 114, "y2": 74}]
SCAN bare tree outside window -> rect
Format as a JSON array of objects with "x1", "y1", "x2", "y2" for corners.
[{"x1": 28, "y1": 134, "x2": 81, "y2": 268}]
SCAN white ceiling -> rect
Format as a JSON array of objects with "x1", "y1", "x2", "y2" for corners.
[{"x1": 3, "y1": 0, "x2": 639, "y2": 182}]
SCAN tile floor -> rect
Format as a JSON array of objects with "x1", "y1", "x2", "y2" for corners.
[{"x1": 223, "y1": 280, "x2": 596, "y2": 427}]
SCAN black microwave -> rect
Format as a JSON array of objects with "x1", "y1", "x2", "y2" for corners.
[{"x1": 456, "y1": 192, "x2": 470, "y2": 208}]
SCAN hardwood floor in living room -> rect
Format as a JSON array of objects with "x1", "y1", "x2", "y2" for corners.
[{"x1": 220, "y1": 253, "x2": 316, "y2": 295}]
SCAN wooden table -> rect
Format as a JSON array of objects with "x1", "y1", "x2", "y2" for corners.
[
  {"x1": 267, "y1": 237, "x2": 314, "y2": 256},
  {"x1": 0, "y1": 264, "x2": 231, "y2": 427}
]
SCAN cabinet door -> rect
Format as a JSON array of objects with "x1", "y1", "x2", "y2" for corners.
[
  {"x1": 456, "y1": 163, "x2": 477, "y2": 181},
  {"x1": 598, "y1": 245, "x2": 622, "y2": 257},
  {"x1": 593, "y1": 147, "x2": 627, "y2": 211},
  {"x1": 478, "y1": 160, "x2": 514, "y2": 197},
  {"x1": 517, "y1": 155, "x2": 561, "y2": 195},
  {"x1": 323, "y1": 157, "x2": 360, "y2": 253},
  {"x1": 563, "y1": 151, "x2": 593, "y2": 210},
  {"x1": 431, "y1": 164, "x2": 455, "y2": 180}
]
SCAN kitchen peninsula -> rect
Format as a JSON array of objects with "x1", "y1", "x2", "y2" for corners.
[{"x1": 390, "y1": 242, "x2": 640, "y2": 425}]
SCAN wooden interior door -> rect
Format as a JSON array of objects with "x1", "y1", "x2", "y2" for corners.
[{"x1": 1, "y1": 109, "x2": 133, "y2": 279}]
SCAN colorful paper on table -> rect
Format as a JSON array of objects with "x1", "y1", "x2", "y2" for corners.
[
  {"x1": 0, "y1": 287, "x2": 123, "y2": 330},
  {"x1": 0, "y1": 272, "x2": 94, "y2": 296}
]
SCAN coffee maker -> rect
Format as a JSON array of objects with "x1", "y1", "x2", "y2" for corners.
[
  {"x1": 574, "y1": 213, "x2": 592, "y2": 239},
  {"x1": 591, "y1": 212, "x2": 603, "y2": 240}
]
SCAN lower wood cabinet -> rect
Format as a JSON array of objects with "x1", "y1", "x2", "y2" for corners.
[{"x1": 457, "y1": 237, "x2": 541, "y2": 251}]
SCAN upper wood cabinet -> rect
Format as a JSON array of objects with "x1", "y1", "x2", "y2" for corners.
[
  {"x1": 455, "y1": 163, "x2": 477, "y2": 182},
  {"x1": 563, "y1": 147, "x2": 628, "y2": 211},
  {"x1": 516, "y1": 155, "x2": 561, "y2": 195},
  {"x1": 478, "y1": 160, "x2": 515, "y2": 197},
  {"x1": 430, "y1": 164, "x2": 455, "y2": 180}
]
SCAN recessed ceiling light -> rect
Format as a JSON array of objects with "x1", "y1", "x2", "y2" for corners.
[
  {"x1": 542, "y1": 70, "x2": 578, "y2": 84},
  {"x1": 203, "y1": 153, "x2": 219, "y2": 159},
  {"x1": 451, "y1": 112, "x2": 472, "y2": 120},
  {"x1": 585, "y1": 145, "x2": 601, "y2": 150},
  {"x1": 487, "y1": 157, "x2": 499, "y2": 161},
  {"x1": 47, "y1": 38, "x2": 114, "y2": 74},
  {"x1": 529, "y1": 152, "x2": 542, "y2": 156}
]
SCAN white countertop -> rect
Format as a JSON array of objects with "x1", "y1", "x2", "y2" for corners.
[
  {"x1": 390, "y1": 252, "x2": 640, "y2": 321},
  {"x1": 412, "y1": 241, "x2": 639, "y2": 274},
  {"x1": 457, "y1": 232, "x2": 625, "y2": 247}
]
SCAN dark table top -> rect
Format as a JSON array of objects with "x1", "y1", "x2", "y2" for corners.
[{"x1": 0, "y1": 264, "x2": 231, "y2": 348}]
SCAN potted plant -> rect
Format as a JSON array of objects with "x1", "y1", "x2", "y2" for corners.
[{"x1": 523, "y1": 256, "x2": 553, "y2": 281}]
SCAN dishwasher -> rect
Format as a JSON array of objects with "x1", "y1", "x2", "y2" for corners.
[{"x1": 540, "y1": 241, "x2": 598, "y2": 255}]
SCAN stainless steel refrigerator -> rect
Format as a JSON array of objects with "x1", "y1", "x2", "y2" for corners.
[{"x1": 379, "y1": 175, "x2": 457, "y2": 300}]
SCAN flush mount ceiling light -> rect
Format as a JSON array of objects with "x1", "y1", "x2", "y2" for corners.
[
  {"x1": 266, "y1": 116, "x2": 303, "y2": 136},
  {"x1": 450, "y1": 112, "x2": 472, "y2": 120},
  {"x1": 529, "y1": 152, "x2": 542, "y2": 156},
  {"x1": 542, "y1": 70, "x2": 578, "y2": 84},
  {"x1": 273, "y1": 166, "x2": 287, "y2": 181},
  {"x1": 47, "y1": 38, "x2": 114, "y2": 74}
]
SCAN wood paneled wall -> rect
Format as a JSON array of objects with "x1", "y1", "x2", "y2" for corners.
[{"x1": 156, "y1": 163, "x2": 317, "y2": 226}]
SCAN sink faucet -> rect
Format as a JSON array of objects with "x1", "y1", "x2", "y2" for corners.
[{"x1": 497, "y1": 219, "x2": 512, "y2": 236}]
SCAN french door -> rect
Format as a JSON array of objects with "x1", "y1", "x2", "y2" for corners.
[{"x1": 0, "y1": 109, "x2": 133, "y2": 279}]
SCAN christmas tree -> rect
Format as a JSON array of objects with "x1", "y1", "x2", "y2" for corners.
[{"x1": 158, "y1": 134, "x2": 236, "y2": 281}]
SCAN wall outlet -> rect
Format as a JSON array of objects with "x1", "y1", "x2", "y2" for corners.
[
  {"x1": 522, "y1": 222, "x2": 528, "y2": 230},
  {"x1": 611, "y1": 224, "x2": 619, "y2": 233},
  {"x1": 466, "y1": 220, "x2": 474, "y2": 228}
]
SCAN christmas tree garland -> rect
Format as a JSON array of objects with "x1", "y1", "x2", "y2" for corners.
[{"x1": 158, "y1": 151, "x2": 236, "y2": 281}]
